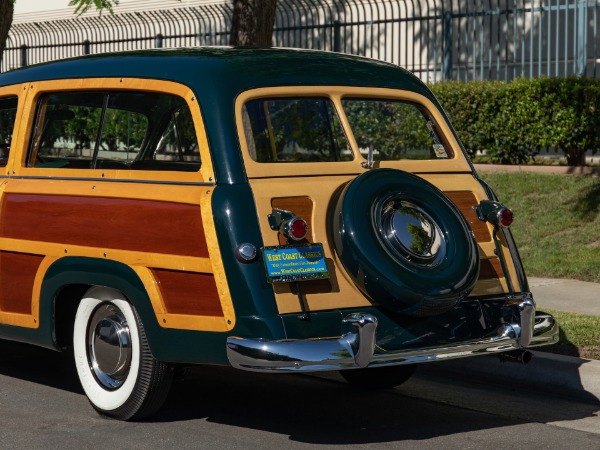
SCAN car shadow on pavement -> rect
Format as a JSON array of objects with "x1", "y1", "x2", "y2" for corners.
[
  {"x1": 0, "y1": 339, "x2": 81, "y2": 393},
  {"x1": 155, "y1": 363, "x2": 600, "y2": 444},
  {"x1": 1, "y1": 339, "x2": 598, "y2": 445}
]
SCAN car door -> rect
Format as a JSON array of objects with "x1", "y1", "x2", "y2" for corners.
[{"x1": 0, "y1": 83, "x2": 34, "y2": 327}]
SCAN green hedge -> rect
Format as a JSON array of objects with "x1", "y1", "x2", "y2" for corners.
[{"x1": 430, "y1": 77, "x2": 600, "y2": 165}]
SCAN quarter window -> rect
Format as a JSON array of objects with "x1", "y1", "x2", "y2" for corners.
[{"x1": 0, "y1": 96, "x2": 18, "y2": 167}]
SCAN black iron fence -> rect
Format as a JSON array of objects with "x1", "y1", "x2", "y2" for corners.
[{"x1": 4, "y1": 0, "x2": 600, "y2": 81}]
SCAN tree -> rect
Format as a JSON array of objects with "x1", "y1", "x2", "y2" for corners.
[
  {"x1": 0, "y1": 0, "x2": 14, "y2": 68},
  {"x1": 230, "y1": 0, "x2": 277, "y2": 47}
]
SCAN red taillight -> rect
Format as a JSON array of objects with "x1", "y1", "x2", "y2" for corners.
[
  {"x1": 286, "y1": 217, "x2": 308, "y2": 241},
  {"x1": 268, "y1": 208, "x2": 309, "y2": 242},
  {"x1": 498, "y1": 208, "x2": 514, "y2": 227},
  {"x1": 475, "y1": 200, "x2": 514, "y2": 228}
]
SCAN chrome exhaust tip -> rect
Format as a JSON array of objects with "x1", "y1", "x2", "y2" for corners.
[{"x1": 499, "y1": 350, "x2": 533, "y2": 364}]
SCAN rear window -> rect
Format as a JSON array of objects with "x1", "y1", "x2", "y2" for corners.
[
  {"x1": 342, "y1": 98, "x2": 452, "y2": 160},
  {"x1": 242, "y1": 97, "x2": 352, "y2": 163},
  {"x1": 242, "y1": 96, "x2": 452, "y2": 163}
]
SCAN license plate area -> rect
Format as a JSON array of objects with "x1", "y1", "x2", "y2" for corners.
[{"x1": 263, "y1": 243, "x2": 329, "y2": 283}]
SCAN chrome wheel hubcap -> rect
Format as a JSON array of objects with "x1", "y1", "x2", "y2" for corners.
[
  {"x1": 380, "y1": 199, "x2": 446, "y2": 265},
  {"x1": 87, "y1": 303, "x2": 132, "y2": 389}
]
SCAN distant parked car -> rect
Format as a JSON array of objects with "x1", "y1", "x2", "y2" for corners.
[{"x1": 0, "y1": 47, "x2": 558, "y2": 420}]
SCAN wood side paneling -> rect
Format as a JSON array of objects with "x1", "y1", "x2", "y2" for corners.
[
  {"x1": 445, "y1": 191, "x2": 491, "y2": 243},
  {"x1": 445, "y1": 192, "x2": 505, "y2": 282},
  {"x1": 0, "y1": 252, "x2": 44, "y2": 314},
  {"x1": 479, "y1": 257, "x2": 504, "y2": 280},
  {"x1": 271, "y1": 196, "x2": 314, "y2": 244},
  {"x1": 1, "y1": 194, "x2": 208, "y2": 257},
  {"x1": 152, "y1": 269, "x2": 223, "y2": 316}
]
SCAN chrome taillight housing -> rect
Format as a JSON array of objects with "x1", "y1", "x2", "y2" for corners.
[{"x1": 476, "y1": 200, "x2": 514, "y2": 228}]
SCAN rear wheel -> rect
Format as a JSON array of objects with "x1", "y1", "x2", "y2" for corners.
[
  {"x1": 73, "y1": 286, "x2": 173, "y2": 420},
  {"x1": 340, "y1": 365, "x2": 416, "y2": 389}
]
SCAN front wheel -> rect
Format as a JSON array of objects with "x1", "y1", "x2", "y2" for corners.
[
  {"x1": 340, "y1": 364, "x2": 416, "y2": 389},
  {"x1": 73, "y1": 286, "x2": 173, "y2": 420}
]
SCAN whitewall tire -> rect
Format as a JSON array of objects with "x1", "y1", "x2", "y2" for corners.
[{"x1": 73, "y1": 286, "x2": 173, "y2": 420}]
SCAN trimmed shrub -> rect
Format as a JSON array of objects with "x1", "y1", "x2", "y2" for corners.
[{"x1": 431, "y1": 77, "x2": 600, "y2": 165}]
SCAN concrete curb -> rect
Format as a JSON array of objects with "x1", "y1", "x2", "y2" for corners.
[
  {"x1": 424, "y1": 351, "x2": 600, "y2": 404},
  {"x1": 473, "y1": 163, "x2": 600, "y2": 176}
]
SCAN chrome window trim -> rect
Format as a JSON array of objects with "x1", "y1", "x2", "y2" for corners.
[{"x1": 2, "y1": 175, "x2": 215, "y2": 187}]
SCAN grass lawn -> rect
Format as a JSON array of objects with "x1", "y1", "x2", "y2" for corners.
[
  {"x1": 480, "y1": 172, "x2": 600, "y2": 283},
  {"x1": 539, "y1": 309, "x2": 600, "y2": 360}
]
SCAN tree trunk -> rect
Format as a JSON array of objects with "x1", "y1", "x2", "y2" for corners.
[
  {"x1": 565, "y1": 149, "x2": 587, "y2": 166},
  {"x1": 230, "y1": 0, "x2": 277, "y2": 48},
  {"x1": 0, "y1": 0, "x2": 15, "y2": 70}
]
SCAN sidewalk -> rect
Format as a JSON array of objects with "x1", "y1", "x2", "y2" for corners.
[
  {"x1": 425, "y1": 351, "x2": 600, "y2": 405},
  {"x1": 529, "y1": 277, "x2": 600, "y2": 316},
  {"x1": 427, "y1": 277, "x2": 600, "y2": 404}
]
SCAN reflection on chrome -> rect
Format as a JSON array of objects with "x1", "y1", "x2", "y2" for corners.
[
  {"x1": 226, "y1": 294, "x2": 558, "y2": 373},
  {"x1": 380, "y1": 199, "x2": 446, "y2": 265}
]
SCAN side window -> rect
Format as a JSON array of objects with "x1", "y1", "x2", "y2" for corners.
[
  {"x1": 28, "y1": 92, "x2": 145, "y2": 169},
  {"x1": 27, "y1": 90, "x2": 200, "y2": 171},
  {"x1": 0, "y1": 96, "x2": 18, "y2": 167}
]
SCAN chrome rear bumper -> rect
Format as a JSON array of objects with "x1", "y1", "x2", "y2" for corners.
[{"x1": 226, "y1": 295, "x2": 559, "y2": 373}]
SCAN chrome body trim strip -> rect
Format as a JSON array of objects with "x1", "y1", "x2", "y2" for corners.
[
  {"x1": 3, "y1": 175, "x2": 215, "y2": 187},
  {"x1": 226, "y1": 294, "x2": 558, "y2": 373}
]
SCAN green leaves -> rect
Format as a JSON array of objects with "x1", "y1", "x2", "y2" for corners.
[
  {"x1": 432, "y1": 77, "x2": 600, "y2": 166},
  {"x1": 68, "y1": 0, "x2": 120, "y2": 16}
]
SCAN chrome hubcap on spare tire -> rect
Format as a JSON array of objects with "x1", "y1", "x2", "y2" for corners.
[
  {"x1": 87, "y1": 303, "x2": 132, "y2": 389},
  {"x1": 380, "y1": 199, "x2": 446, "y2": 266}
]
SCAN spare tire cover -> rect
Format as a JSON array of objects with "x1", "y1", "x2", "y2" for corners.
[{"x1": 331, "y1": 169, "x2": 479, "y2": 317}]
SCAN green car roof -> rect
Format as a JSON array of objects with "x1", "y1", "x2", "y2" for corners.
[{"x1": 0, "y1": 47, "x2": 430, "y2": 94}]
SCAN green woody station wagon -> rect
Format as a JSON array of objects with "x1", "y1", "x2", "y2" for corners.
[{"x1": 0, "y1": 47, "x2": 558, "y2": 420}]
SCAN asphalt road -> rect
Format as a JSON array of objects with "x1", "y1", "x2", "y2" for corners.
[{"x1": 1, "y1": 339, "x2": 599, "y2": 449}]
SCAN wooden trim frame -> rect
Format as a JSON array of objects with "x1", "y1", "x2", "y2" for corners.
[
  {"x1": 0, "y1": 83, "x2": 30, "y2": 175},
  {"x1": 10, "y1": 78, "x2": 215, "y2": 184},
  {"x1": 235, "y1": 86, "x2": 473, "y2": 179}
]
